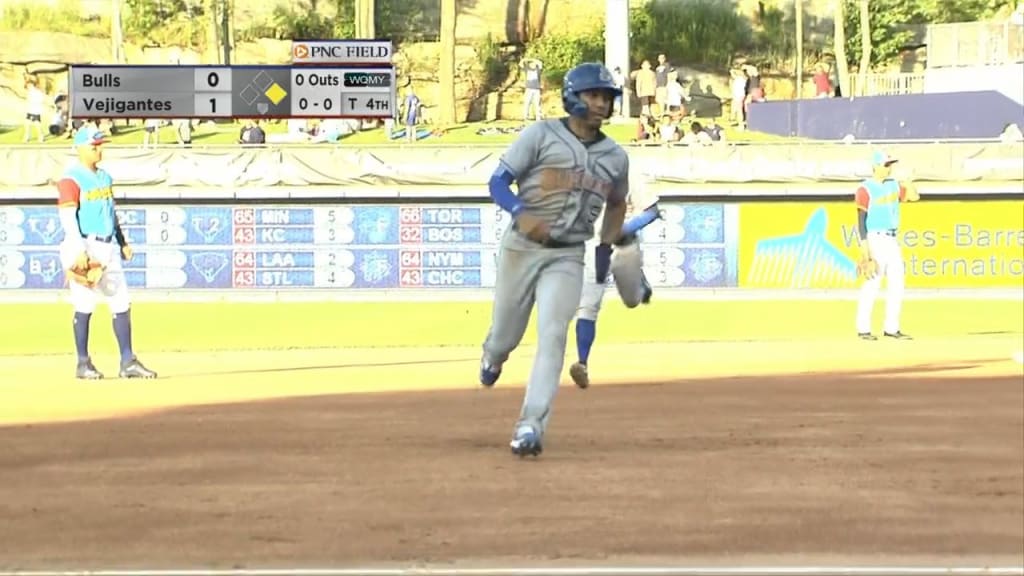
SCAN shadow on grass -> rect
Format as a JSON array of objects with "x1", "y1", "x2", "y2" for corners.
[
  {"x1": 173, "y1": 355, "x2": 1009, "y2": 381},
  {"x1": 175, "y1": 356, "x2": 479, "y2": 378}
]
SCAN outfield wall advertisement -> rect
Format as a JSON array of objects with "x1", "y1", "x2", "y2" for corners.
[
  {"x1": 0, "y1": 203, "x2": 739, "y2": 290},
  {"x1": 2, "y1": 200, "x2": 1018, "y2": 292},
  {"x1": 738, "y1": 201, "x2": 1024, "y2": 289}
]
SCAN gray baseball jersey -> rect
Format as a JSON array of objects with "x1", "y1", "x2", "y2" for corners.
[
  {"x1": 482, "y1": 118, "x2": 630, "y2": 441},
  {"x1": 499, "y1": 119, "x2": 630, "y2": 247}
]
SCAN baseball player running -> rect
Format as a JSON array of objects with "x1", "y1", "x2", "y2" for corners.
[
  {"x1": 855, "y1": 150, "x2": 920, "y2": 340},
  {"x1": 569, "y1": 189, "x2": 662, "y2": 389},
  {"x1": 57, "y1": 127, "x2": 157, "y2": 380},
  {"x1": 479, "y1": 62, "x2": 629, "y2": 457}
]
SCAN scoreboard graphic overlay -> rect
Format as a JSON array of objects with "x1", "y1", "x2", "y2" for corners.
[
  {"x1": 0, "y1": 203, "x2": 738, "y2": 290},
  {"x1": 70, "y1": 40, "x2": 396, "y2": 119}
]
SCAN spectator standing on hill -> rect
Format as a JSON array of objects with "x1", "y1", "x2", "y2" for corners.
[
  {"x1": 814, "y1": 63, "x2": 832, "y2": 98},
  {"x1": 23, "y1": 75, "x2": 46, "y2": 143},
  {"x1": 654, "y1": 54, "x2": 673, "y2": 116},
  {"x1": 666, "y1": 70, "x2": 684, "y2": 117},
  {"x1": 142, "y1": 119, "x2": 161, "y2": 148},
  {"x1": 521, "y1": 58, "x2": 544, "y2": 122},
  {"x1": 402, "y1": 86, "x2": 422, "y2": 143},
  {"x1": 730, "y1": 68, "x2": 747, "y2": 126},
  {"x1": 743, "y1": 65, "x2": 765, "y2": 125},
  {"x1": 174, "y1": 119, "x2": 193, "y2": 147},
  {"x1": 827, "y1": 56, "x2": 842, "y2": 97},
  {"x1": 632, "y1": 61, "x2": 657, "y2": 117},
  {"x1": 611, "y1": 66, "x2": 626, "y2": 117}
]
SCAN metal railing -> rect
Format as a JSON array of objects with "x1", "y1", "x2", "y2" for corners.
[
  {"x1": 847, "y1": 72, "x2": 926, "y2": 96},
  {"x1": 926, "y1": 21, "x2": 1024, "y2": 68}
]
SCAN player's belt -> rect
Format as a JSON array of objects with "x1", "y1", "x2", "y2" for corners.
[
  {"x1": 83, "y1": 233, "x2": 115, "y2": 243},
  {"x1": 511, "y1": 224, "x2": 584, "y2": 249},
  {"x1": 540, "y1": 238, "x2": 584, "y2": 248}
]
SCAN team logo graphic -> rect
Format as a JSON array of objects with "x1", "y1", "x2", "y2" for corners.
[
  {"x1": 293, "y1": 44, "x2": 309, "y2": 59},
  {"x1": 191, "y1": 214, "x2": 224, "y2": 243},
  {"x1": 359, "y1": 250, "x2": 393, "y2": 285},
  {"x1": 747, "y1": 207, "x2": 857, "y2": 288},
  {"x1": 189, "y1": 252, "x2": 229, "y2": 284},
  {"x1": 26, "y1": 216, "x2": 63, "y2": 244},
  {"x1": 687, "y1": 249, "x2": 726, "y2": 284},
  {"x1": 27, "y1": 253, "x2": 62, "y2": 284},
  {"x1": 680, "y1": 205, "x2": 724, "y2": 243},
  {"x1": 356, "y1": 208, "x2": 394, "y2": 244}
]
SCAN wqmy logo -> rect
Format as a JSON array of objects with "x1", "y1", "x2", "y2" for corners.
[{"x1": 747, "y1": 207, "x2": 858, "y2": 289}]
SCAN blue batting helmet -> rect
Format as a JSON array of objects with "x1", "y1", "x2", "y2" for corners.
[{"x1": 562, "y1": 62, "x2": 621, "y2": 118}]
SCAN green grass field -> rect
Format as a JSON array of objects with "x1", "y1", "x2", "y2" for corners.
[
  {"x1": 0, "y1": 119, "x2": 787, "y2": 147},
  {"x1": 3, "y1": 298, "x2": 1021, "y2": 356}
]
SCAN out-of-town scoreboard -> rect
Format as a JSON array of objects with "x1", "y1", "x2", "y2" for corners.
[{"x1": 69, "y1": 40, "x2": 395, "y2": 120}]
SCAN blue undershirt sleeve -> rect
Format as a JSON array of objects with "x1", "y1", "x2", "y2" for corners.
[
  {"x1": 621, "y1": 206, "x2": 660, "y2": 237},
  {"x1": 857, "y1": 210, "x2": 868, "y2": 241},
  {"x1": 488, "y1": 166, "x2": 525, "y2": 217}
]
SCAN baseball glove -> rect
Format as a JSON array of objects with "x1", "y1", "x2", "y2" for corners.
[
  {"x1": 857, "y1": 255, "x2": 879, "y2": 280},
  {"x1": 67, "y1": 257, "x2": 105, "y2": 288}
]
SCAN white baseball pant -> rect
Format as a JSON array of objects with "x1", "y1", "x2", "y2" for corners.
[
  {"x1": 855, "y1": 231, "x2": 904, "y2": 334},
  {"x1": 577, "y1": 240, "x2": 649, "y2": 321},
  {"x1": 60, "y1": 235, "x2": 131, "y2": 315}
]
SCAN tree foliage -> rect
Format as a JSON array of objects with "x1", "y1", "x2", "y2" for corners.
[
  {"x1": 242, "y1": 0, "x2": 440, "y2": 43},
  {"x1": 525, "y1": 0, "x2": 768, "y2": 87},
  {"x1": 523, "y1": 28, "x2": 604, "y2": 86},
  {"x1": 630, "y1": 0, "x2": 753, "y2": 69},
  {"x1": 841, "y1": 0, "x2": 1014, "y2": 69},
  {"x1": 263, "y1": 0, "x2": 354, "y2": 40},
  {"x1": 124, "y1": 0, "x2": 208, "y2": 46},
  {"x1": 375, "y1": 0, "x2": 441, "y2": 42}
]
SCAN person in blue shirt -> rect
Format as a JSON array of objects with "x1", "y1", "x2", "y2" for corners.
[
  {"x1": 57, "y1": 127, "x2": 157, "y2": 380},
  {"x1": 854, "y1": 150, "x2": 920, "y2": 340}
]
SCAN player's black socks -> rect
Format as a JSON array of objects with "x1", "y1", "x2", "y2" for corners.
[
  {"x1": 112, "y1": 310, "x2": 134, "y2": 364},
  {"x1": 73, "y1": 311, "x2": 92, "y2": 361}
]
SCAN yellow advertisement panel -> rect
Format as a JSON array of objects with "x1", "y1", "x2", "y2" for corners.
[{"x1": 739, "y1": 201, "x2": 1024, "y2": 288}]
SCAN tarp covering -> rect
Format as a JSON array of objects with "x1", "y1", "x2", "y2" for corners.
[{"x1": 1, "y1": 142, "x2": 1021, "y2": 190}]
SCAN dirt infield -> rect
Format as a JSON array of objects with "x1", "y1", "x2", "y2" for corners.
[{"x1": 0, "y1": 338, "x2": 1022, "y2": 570}]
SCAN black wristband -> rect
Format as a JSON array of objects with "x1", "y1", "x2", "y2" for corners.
[{"x1": 113, "y1": 223, "x2": 127, "y2": 247}]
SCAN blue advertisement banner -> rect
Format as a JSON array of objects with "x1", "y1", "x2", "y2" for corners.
[{"x1": 0, "y1": 203, "x2": 739, "y2": 290}]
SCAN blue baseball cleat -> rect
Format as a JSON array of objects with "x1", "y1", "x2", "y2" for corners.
[
  {"x1": 641, "y1": 273, "x2": 653, "y2": 304},
  {"x1": 510, "y1": 425, "x2": 543, "y2": 457},
  {"x1": 479, "y1": 357, "x2": 502, "y2": 387}
]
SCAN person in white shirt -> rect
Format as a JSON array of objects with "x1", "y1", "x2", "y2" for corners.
[
  {"x1": 729, "y1": 68, "x2": 747, "y2": 126},
  {"x1": 142, "y1": 119, "x2": 162, "y2": 148},
  {"x1": 23, "y1": 76, "x2": 46, "y2": 143},
  {"x1": 682, "y1": 121, "x2": 713, "y2": 146},
  {"x1": 666, "y1": 71, "x2": 684, "y2": 116},
  {"x1": 174, "y1": 119, "x2": 193, "y2": 146},
  {"x1": 658, "y1": 114, "x2": 680, "y2": 143}
]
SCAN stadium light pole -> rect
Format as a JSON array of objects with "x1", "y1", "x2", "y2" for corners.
[
  {"x1": 795, "y1": 0, "x2": 803, "y2": 98},
  {"x1": 604, "y1": 0, "x2": 631, "y2": 119},
  {"x1": 111, "y1": 0, "x2": 124, "y2": 63}
]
